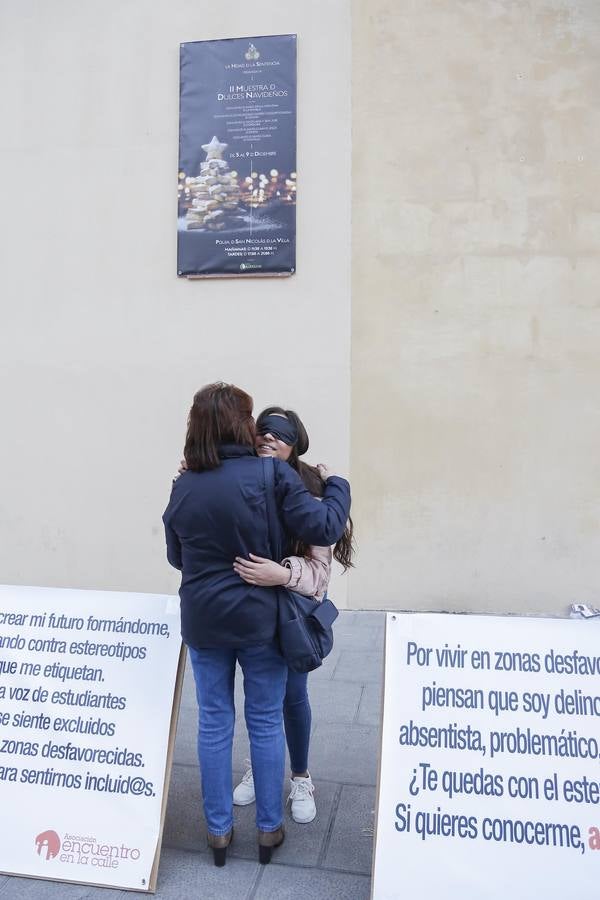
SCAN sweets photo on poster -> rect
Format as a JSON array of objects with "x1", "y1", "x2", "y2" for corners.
[{"x1": 177, "y1": 135, "x2": 297, "y2": 235}]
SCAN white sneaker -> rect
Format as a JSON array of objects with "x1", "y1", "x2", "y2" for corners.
[
  {"x1": 233, "y1": 762, "x2": 255, "y2": 806},
  {"x1": 288, "y1": 774, "x2": 316, "y2": 823}
]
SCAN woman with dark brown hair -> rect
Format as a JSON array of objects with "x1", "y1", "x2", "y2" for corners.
[
  {"x1": 232, "y1": 407, "x2": 355, "y2": 825},
  {"x1": 163, "y1": 384, "x2": 351, "y2": 867}
]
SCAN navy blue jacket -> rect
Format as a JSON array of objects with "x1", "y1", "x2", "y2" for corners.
[{"x1": 162, "y1": 444, "x2": 351, "y2": 649}]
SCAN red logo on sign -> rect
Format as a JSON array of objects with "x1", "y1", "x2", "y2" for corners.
[{"x1": 35, "y1": 830, "x2": 61, "y2": 860}]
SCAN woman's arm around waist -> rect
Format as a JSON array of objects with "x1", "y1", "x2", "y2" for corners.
[{"x1": 233, "y1": 544, "x2": 332, "y2": 600}]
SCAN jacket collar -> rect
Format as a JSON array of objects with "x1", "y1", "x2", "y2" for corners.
[{"x1": 218, "y1": 443, "x2": 257, "y2": 460}]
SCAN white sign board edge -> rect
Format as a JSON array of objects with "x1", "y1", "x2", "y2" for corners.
[
  {"x1": 0, "y1": 584, "x2": 185, "y2": 893},
  {"x1": 371, "y1": 611, "x2": 600, "y2": 900}
]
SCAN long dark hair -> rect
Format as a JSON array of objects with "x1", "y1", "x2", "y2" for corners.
[
  {"x1": 257, "y1": 406, "x2": 355, "y2": 571},
  {"x1": 185, "y1": 382, "x2": 255, "y2": 471}
]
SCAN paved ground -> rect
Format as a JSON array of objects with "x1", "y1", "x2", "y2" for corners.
[{"x1": 0, "y1": 611, "x2": 384, "y2": 900}]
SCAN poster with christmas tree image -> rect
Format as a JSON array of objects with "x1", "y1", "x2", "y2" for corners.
[
  {"x1": 177, "y1": 134, "x2": 297, "y2": 242},
  {"x1": 177, "y1": 34, "x2": 297, "y2": 278},
  {"x1": 182, "y1": 136, "x2": 244, "y2": 232}
]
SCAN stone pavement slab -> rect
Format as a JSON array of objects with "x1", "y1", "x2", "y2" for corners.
[
  {"x1": 0, "y1": 877, "x2": 98, "y2": 899},
  {"x1": 303, "y1": 678, "x2": 363, "y2": 724},
  {"x1": 333, "y1": 650, "x2": 384, "y2": 683},
  {"x1": 77, "y1": 891, "x2": 126, "y2": 900},
  {"x1": 333, "y1": 623, "x2": 385, "y2": 652},
  {"x1": 254, "y1": 865, "x2": 371, "y2": 899},
  {"x1": 162, "y1": 762, "x2": 207, "y2": 855},
  {"x1": 356, "y1": 682, "x2": 383, "y2": 727},
  {"x1": 308, "y1": 722, "x2": 380, "y2": 784},
  {"x1": 323, "y1": 784, "x2": 376, "y2": 874},
  {"x1": 152, "y1": 849, "x2": 258, "y2": 900}
]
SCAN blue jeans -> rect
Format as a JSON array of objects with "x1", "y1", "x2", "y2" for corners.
[
  {"x1": 284, "y1": 669, "x2": 311, "y2": 774},
  {"x1": 189, "y1": 642, "x2": 287, "y2": 835}
]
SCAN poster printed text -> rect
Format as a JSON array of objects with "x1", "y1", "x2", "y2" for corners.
[
  {"x1": 372, "y1": 614, "x2": 600, "y2": 900},
  {"x1": 0, "y1": 585, "x2": 182, "y2": 891}
]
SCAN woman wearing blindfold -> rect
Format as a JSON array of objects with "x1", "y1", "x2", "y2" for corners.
[
  {"x1": 164, "y1": 385, "x2": 351, "y2": 866},
  {"x1": 233, "y1": 406, "x2": 355, "y2": 826}
]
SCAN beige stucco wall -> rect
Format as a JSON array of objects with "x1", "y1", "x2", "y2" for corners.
[
  {"x1": 0, "y1": 2, "x2": 352, "y2": 603},
  {"x1": 3, "y1": 1, "x2": 599, "y2": 615},
  {"x1": 350, "y1": 0, "x2": 600, "y2": 613}
]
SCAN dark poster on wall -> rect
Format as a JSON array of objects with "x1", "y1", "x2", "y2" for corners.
[{"x1": 177, "y1": 34, "x2": 297, "y2": 278}]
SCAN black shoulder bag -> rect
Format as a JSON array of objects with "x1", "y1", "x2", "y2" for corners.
[{"x1": 262, "y1": 457, "x2": 339, "y2": 673}]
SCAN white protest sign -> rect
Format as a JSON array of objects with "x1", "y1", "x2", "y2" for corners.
[
  {"x1": 372, "y1": 613, "x2": 600, "y2": 900},
  {"x1": 0, "y1": 585, "x2": 183, "y2": 891}
]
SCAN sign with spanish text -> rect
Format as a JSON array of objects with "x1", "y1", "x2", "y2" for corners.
[
  {"x1": 0, "y1": 585, "x2": 184, "y2": 892},
  {"x1": 372, "y1": 613, "x2": 600, "y2": 899},
  {"x1": 177, "y1": 34, "x2": 297, "y2": 278}
]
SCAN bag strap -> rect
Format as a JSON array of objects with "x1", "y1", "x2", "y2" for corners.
[{"x1": 262, "y1": 457, "x2": 283, "y2": 561}]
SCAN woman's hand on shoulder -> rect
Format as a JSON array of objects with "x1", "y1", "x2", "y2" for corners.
[
  {"x1": 233, "y1": 554, "x2": 292, "y2": 587},
  {"x1": 316, "y1": 463, "x2": 341, "y2": 481}
]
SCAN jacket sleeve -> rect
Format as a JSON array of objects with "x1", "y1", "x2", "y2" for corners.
[
  {"x1": 282, "y1": 545, "x2": 333, "y2": 601},
  {"x1": 162, "y1": 486, "x2": 183, "y2": 571},
  {"x1": 274, "y1": 462, "x2": 351, "y2": 547}
]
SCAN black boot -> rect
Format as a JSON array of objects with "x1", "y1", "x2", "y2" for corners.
[
  {"x1": 257, "y1": 825, "x2": 285, "y2": 864},
  {"x1": 207, "y1": 828, "x2": 233, "y2": 867}
]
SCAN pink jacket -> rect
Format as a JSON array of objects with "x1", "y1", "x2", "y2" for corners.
[{"x1": 282, "y1": 545, "x2": 333, "y2": 602}]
